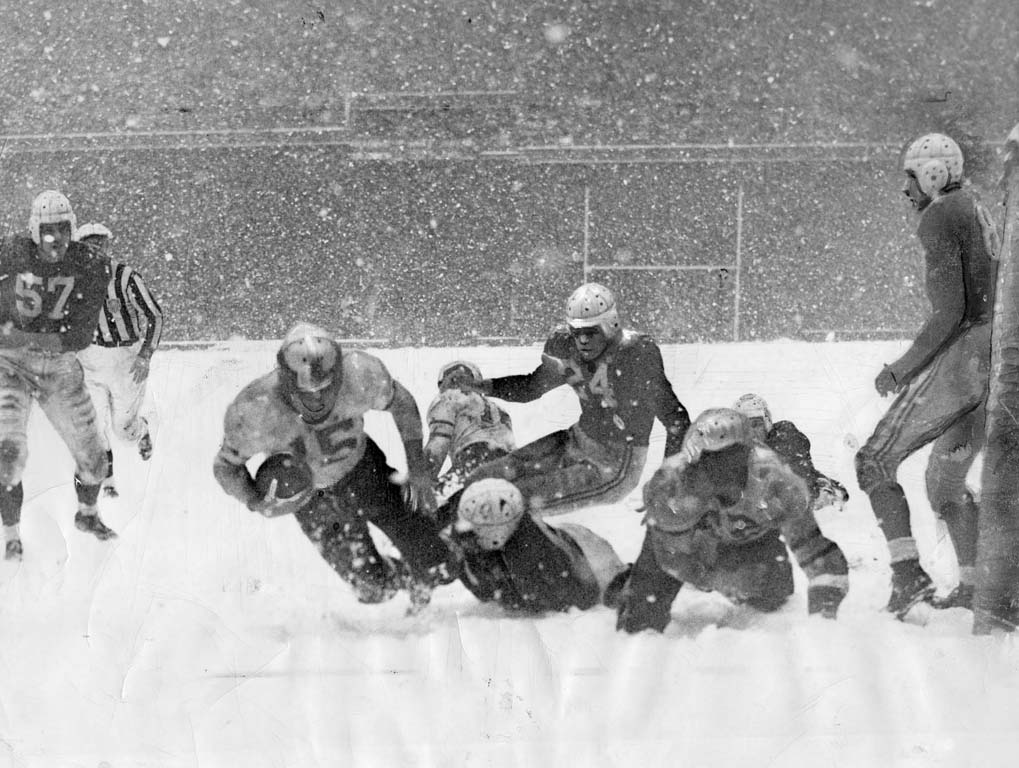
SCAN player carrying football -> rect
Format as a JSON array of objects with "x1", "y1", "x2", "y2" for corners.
[
  {"x1": 441, "y1": 282, "x2": 690, "y2": 524},
  {"x1": 0, "y1": 191, "x2": 114, "y2": 559},
  {"x1": 212, "y1": 323, "x2": 457, "y2": 611},
  {"x1": 614, "y1": 408, "x2": 850, "y2": 633},
  {"x1": 855, "y1": 133, "x2": 997, "y2": 618}
]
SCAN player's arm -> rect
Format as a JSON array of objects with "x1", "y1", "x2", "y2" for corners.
[
  {"x1": 769, "y1": 421, "x2": 848, "y2": 509},
  {"x1": 484, "y1": 335, "x2": 571, "y2": 402},
  {"x1": 424, "y1": 395, "x2": 455, "y2": 479},
  {"x1": 126, "y1": 270, "x2": 164, "y2": 357},
  {"x1": 769, "y1": 462, "x2": 849, "y2": 617},
  {"x1": 212, "y1": 398, "x2": 265, "y2": 510},
  {"x1": 385, "y1": 379, "x2": 436, "y2": 514},
  {"x1": 644, "y1": 341, "x2": 691, "y2": 457},
  {"x1": 887, "y1": 233, "x2": 965, "y2": 386}
]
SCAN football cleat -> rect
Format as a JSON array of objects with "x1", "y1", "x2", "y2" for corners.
[
  {"x1": 887, "y1": 559, "x2": 936, "y2": 619},
  {"x1": 5, "y1": 539, "x2": 23, "y2": 561},
  {"x1": 138, "y1": 422, "x2": 153, "y2": 461},
  {"x1": 931, "y1": 582, "x2": 974, "y2": 610},
  {"x1": 102, "y1": 484, "x2": 120, "y2": 499},
  {"x1": 74, "y1": 511, "x2": 118, "y2": 541}
]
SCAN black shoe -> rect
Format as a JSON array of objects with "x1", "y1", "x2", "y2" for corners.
[
  {"x1": 603, "y1": 564, "x2": 633, "y2": 609},
  {"x1": 102, "y1": 484, "x2": 120, "y2": 499},
  {"x1": 931, "y1": 582, "x2": 974, "y2": 610},
  {"x1": 887, "y1": 559, "x2": 936, "y2": 619},
  {"x1": 75, "y1": 511, "x2": 118, "y2": 541},
  {"x1": 138, "y1": 425, "x2": 153, "y2": 461},
  {"x1": 5, "y1": 539, "x2": 22, "y2": 561}
]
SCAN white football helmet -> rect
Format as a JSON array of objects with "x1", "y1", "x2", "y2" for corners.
[
  {"x1": 902, "y1": 133, "x2": 964, "y2": 197},
  {"x1": 456, "y1": 478, "x2": 526, "y2": 551},
  {"x1": 437, "y1": 360, "x2": 482, "y2": 388},
  {"x1": 566, "y1": 282, "x2": 620, "y2": 337},
  {"x1": 683, "y1": 408, "x2": 753, "y2": 456},
  {"x1": 28, "y1": 190, "x2": 77, "y2": 244},
  {"x1": 75, "y1": 222, "x2": 112, "y2": 241},
  {"x1": 733, "y1": 393, "x2": 773, "y2": 433}
]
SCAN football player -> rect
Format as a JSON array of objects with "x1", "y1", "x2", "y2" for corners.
[
  {"x1": 74, "y1": 223, "x2": 163, "y2": 497},
  {"x1": 732, "y1": 393, "x2": 849, "y2": 512},
  {"x1": 213, "y1": 323, "x2": 457, "y2": 611},
  {"x1": 855, "y1": 133, "x2": 996, "y2": 617},
  {"x1": 439, "y1": 282, "x2": 691, "y2": 524},
  {"x1": 0, "y1": 191, "x2": 114, "y2": 559},
  {"x1": 444, "y1": 477, "x2": 628, "y2": 614},
  {"x1": 424, "y1": 360, "x2": 515, "y2": 502},
  {"x1": 614, "y1": 408, "x2": 851, "y2": 633}
]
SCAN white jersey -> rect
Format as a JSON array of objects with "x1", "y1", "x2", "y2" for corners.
[{"x1": 426, "y1": 388, "x2": 515, "y2": 462}]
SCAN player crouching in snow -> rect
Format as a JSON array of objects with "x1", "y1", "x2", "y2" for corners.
[
  {"x1": 732, "y1": 393, "x2": 849, "y2": 512},
  {"x1": 424, "y1": 360, "x2": 516, "y2": 504},
  {"x1": 613, "y1": 408, "x2": 850, "y2": 633},
  {"x1": 213, "y1": 323, "x2": 457, "y2": 612},
  {"x1": 445, "y1": 477, "x2": 628, "y2": 613}
]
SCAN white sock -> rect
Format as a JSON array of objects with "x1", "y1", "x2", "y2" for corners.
[{"x1": 4, "y1": 523, "x2": 19, "y2": 542}]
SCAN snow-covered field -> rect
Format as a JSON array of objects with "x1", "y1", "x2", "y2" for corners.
[{"x1": 2, "y1": 339, "x2": 1018, "y2": 768}]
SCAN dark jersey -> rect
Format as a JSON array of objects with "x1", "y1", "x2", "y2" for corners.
[
  {"x1": 455, "y1": 514, "x2": 600, "y2": 612},
  {"x1": 766, "y1": 420, "x2": 832, "y2": 500},
  {"x1": 893, "y1": 187, "x2": 998, "y2": 383},
  {"x1": 489, "y1": 327, "x2": 690, "y2": 455},
  {"x1": 0, "y1": 235, "x2": 111, "y2": 352}
]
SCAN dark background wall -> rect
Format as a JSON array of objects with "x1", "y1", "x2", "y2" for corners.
[{"x1": 1, "y1": 0, "x2": 1016, "y2": 343}]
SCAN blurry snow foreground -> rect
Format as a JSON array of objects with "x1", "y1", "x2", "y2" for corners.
[{"x1": 2, "y1": 339, "x2": 1018, "y2": 768}]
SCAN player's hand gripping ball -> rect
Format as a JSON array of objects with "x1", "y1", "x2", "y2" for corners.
[{"x1": 250, "y1": 453, "x2": 313, "y2": 517}]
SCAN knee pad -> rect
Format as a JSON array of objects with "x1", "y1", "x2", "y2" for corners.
[
  {"x1": 457, "y1": 478, "x2": 526, "y2": 551},
  {"x1": 0, "y1": 438, "x2": 27, "y2": 487},
  {"x1": 855, "y1": 448, "x2": 895, "y2": 494}
]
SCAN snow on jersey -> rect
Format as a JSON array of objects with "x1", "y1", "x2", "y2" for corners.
[
  {"x1": 0, "y1": 236, "x2": 111, "y2": 352},
  {"x1": 426, "y1": 388, "x2": 514, "y2": 461},
  {"x1": 217, "y1": 350, "x2": 395, "y2": 490}
]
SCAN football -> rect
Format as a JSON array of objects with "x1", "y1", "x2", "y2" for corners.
[{"x1": 254, "y1": 453, "x2": 313, "y2": 500}]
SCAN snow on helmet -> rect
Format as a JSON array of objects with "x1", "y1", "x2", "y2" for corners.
[
  {"x1": 28, "y1": 190, "x2": 77, "y2": 244},
  {"x1": 902, "y1": 133, "x2": 964, "y2": 197},
  {"x1": 75, "y1": 222, "x2": 112, "y2": 242},
  {"x1": 276, "y1": 322, "x2": 344, "y2": 424},
  {"x1": 683, "y1": 408, "x2": 753, "y2": 456},
  {"x1": 566, "y1": 282, "x2": 620, "y2": 337},
  {"x1": 456, "y1": 478, "x2": 526, "y2": 551},
  {"x1": 437, "y1": 360, "x2": 482, "y2": 387},
  {"x1": 732, "y1": 393, "x2": 773, "y2": 433}
]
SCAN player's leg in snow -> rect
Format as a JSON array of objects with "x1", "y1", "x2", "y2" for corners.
[
  {"x1": 293, "y1": 490, "x2": 404, "y2": 604},
  {"x1": 337, "y1": 439, "x2": 459, "y2": 612},
  {"x1": 101, "y1": 448, "x2": 118, "y2": 498},
  {"x1": 1, "y1": 483, "x2": 24, "y2": 561},
  {"x1": 710, "y1": 531, "x2": 795, "y2": 613},
  {"x1": 926, "y1": 415, "x2": 982, "y2": 610},
  {"x1": 74, "y1": 476, "x2": 117, "y2": 540},
  {"x1": 0, "y1": 377, "x2": 32, "y2": 559},
  {"x1": 614, "y1": 533, "x2": 684, "y2": 633},
  {"x1": 856, "y1": 405, "x2": 933, "y2": 616},
  {"x1": 40, "y1": 356, "x2": 116, "y2": 541}
]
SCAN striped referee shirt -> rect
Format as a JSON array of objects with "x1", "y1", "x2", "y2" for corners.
[{"x1": 94, "y1": 259, "x2": 164, "y2": 355}]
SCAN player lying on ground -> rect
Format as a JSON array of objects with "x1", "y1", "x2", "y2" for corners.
[
  {"x1": 612, "y1": 408, "x2": 850, "y2": 633},
  {"x1": 0, "y1": 191, "x2": 115, "y2": 559},
  {"x1": 855, "y1": 133, "x2": 996, "y2": 618},
  {"x1": 444, "y1": 477, "x2": 628, "y2": 613},
  {"x1": 213, "y1": 323, "x2": 457, "y2": 612},
  {"x1": 437, "y1": 282, "x2": 691, "y2": 525}
]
